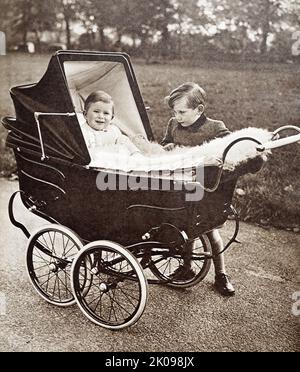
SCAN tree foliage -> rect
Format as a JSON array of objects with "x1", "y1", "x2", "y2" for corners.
[
  {"x1": 201, "y1": 0, "x2": 298, "y2": 55},
  {"x1": 5, "y1": 0, "x2": 58, "y2": 44},
  {"x1": 2, "y1": 0, "x2": 299, "y2": 61}
]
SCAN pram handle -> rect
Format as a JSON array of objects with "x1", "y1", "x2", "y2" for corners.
[
  {"x1": 272, "y1": 125, "x2": 300, "y2": 138},
  {"x1": 221, "y1": 137, "x2": 263, "y2": 163},
  {"x1": 257, "y1": 125, "x2": 300, "y2": 152},
  {"x1": 191, "y1": 137, "x2": 264, "y2": 193},
  {"x1": 203, "y1": 126, "x2": 300, "y2": 191}
]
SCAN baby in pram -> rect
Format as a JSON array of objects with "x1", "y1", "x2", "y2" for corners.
[{"x1": 81, "y1": 90, "x2": 142, "y2": 158}]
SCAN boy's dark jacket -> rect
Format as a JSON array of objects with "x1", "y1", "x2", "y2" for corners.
[
  {"x1": 161, "y1": 115, "x2": 264, "y2": 178},
  {"x1": 161, "y1": 115, "x2": 230, "y2": 147}
]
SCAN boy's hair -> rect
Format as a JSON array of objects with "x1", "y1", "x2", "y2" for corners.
[
  {"x1": 165, "y1": 82, "x2": 207, "y2": 109},
  {"x1": 84, "y1": 90, "x2": 114, "y2": 115}
]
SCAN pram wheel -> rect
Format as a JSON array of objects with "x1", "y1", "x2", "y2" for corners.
[
  {"x1": 26, "y1": 224, "x2": 83, "y2": 306},
  {"x1": 150, "y1": 234, "x2": 212, "y2": 288},
  {"x1": 71, "y1": 241, "x2": 148, "y2": 330}
]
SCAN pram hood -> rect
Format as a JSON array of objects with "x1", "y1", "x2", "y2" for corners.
[{"x1": 5, "y1": 50, "x2": 153, "y2": 165}]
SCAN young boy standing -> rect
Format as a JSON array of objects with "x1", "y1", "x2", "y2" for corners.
[{"x1": 161, "y1": 82, "x2": 235, "y2": 296}]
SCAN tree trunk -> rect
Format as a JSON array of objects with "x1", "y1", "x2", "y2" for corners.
[
  {"x1": 22, "y1": 29, "x2": 28, "y2": 44},
  {"x1": 177, "y1": 23, "x2": 183, "y2": 60},
  {"x1": 98, "y1": 27, "x2": 106, "y2": 50},
  {"x1": 161, "y1": 25, "x2": 170, "y2": 59},
  {"x1": 65, "y1": 16, "x2": 71, "y2": 49},
  {"x1": 34, "y1": 30, "x2": 40, "y2": 48},
  {"x1": 141, "y1": 35, "x2": 150, "y2": 64},
  {"x1": 22, "y1": 2, "x2": 30, "y2": 44},
  {"x1": 260, "y1": 0, "x2": 270, "y2": 55},
  {"x1": 260, "y1": 21, "x2": 270, "y2": 55}
]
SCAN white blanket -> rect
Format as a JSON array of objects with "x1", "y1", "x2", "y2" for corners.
[{"x1": 89, "y1": 127, "x2": 272, "y2": 172}]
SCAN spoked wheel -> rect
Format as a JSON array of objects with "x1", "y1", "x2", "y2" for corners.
[
  {"x1": 149, "y1": 234, "x2": 212, "y2": 288},
  {"x1": 71, "y1": 241, "x2": 148, "y2": 330},
  {"x1": 26, "y1": 224, "x2": 83, "y2": 306}
]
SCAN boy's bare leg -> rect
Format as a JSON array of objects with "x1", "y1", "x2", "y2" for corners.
[
  {"x1": 207, "y1": 229, "x2": 235, "y2": 296},
  {"x1": 208, "y1": 230, "x2": 226, "y2": 274}
]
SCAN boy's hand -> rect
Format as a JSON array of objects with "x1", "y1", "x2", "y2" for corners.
[
  {"x1": 163, "y1": 143, "x2": 176, "y2": 151},
  {"x1": 203, "y1": 155, "x2": 222, "y2": 166}
]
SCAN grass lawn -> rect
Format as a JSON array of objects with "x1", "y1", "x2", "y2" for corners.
[{"x1": 0, "y1": 53, "x2": 299, "y2": 229}]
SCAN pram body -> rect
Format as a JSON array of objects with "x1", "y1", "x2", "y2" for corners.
[{"x1": 2, "y1": 51, "x2": 300, "y2": 330}]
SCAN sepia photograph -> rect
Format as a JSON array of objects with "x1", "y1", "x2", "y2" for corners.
[{"x1": 0, "y1": 0, "x2": 299, "y2": 354}]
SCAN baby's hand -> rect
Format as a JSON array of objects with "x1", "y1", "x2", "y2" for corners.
[{"x1": 163, "y1": 143, "x2": 176, "y2": 151}]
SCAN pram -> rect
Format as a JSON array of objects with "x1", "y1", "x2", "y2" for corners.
[{"x1": 2, "y1": 51, "x2": 300, "y2": 330}]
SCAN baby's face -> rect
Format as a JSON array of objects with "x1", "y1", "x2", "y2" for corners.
[
  {"x1": 85, "y1": 101, "x2": 113, "y2": 131},
  {"x1": 172, "y1": 97, "x2": 201, "y2": 127}
]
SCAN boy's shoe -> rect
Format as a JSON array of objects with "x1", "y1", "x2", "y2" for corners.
[
  {"x1": 214, "y1": 273, "x2": 235, "y2": 296},
  {"x1": 170, "y1": 265, "x2": 196, "y2": 281}
]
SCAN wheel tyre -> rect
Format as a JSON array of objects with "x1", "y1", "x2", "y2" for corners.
[
  {"x1": 26, "y1": 224, "x2": 83, "y2": 307},
  {"x1": 150, "y1": 234, "x2": 212, "y2": 288},
  {"x1": 71, "y1": 240, "x2": 148, "y2": 330}
]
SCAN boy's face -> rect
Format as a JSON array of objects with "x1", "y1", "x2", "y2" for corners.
[
  {"x1": 85, "y1": 101, "x2": 113, "y2": 131},
  {"x1": 172, "y1": 97, "x2": 202, "y2": 127}
]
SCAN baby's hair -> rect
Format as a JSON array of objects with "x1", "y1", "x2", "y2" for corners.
[
  {"x1": 165, "y1": 82, "x2": 207, "y2": 109},
  {"x1": 84, "y1": 90, "x2": 114, "y2": 115}
]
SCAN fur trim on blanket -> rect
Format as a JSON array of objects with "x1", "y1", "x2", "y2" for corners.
[
  {"x1": 168, "y1": 127, "x2": 272, "y2": 170},
  {"x1": 89, "y1": 127, "x2": 272, "y2": 172}
]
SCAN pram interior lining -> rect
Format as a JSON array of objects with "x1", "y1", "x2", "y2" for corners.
[{"x1": 64, "y1": 60, "x2": 148, "y2": 139}]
